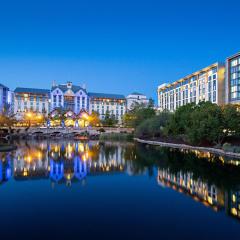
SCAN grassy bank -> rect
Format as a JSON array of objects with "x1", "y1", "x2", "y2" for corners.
[{"x1": 99, "y1": 133, "x2": 133, "y2": 141}]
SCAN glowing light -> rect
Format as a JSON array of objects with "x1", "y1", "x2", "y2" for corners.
[
  {"x1": 231, "y1": 208, "x2": 238, "y2": 216},
  {"x1": 232, "y1": 194, "x2": 236, "y2": 203}
]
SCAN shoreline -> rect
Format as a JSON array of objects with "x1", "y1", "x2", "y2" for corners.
[
  {"x1": 0, "y1": 145, "x2": 17, "y2": 152},
  {"x1": 134, "y1": 138, "x2": 240, "y2": 159}
]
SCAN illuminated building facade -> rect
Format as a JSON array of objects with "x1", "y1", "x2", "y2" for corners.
[
  {"x1": 225, "y1": 52, "x2": 240, "y2": 104},
  {"x1": 0, "y1": 83, "x2": 12, "y2": 114},
  {"x1": 89, "y1": 92, "x2": 126, "y2": 121},
  {"x1": 51, "y1": 81, "x2": 89, "y2": 113},
  {"x1": 50, "y1": 82, "x2": 127, "y2": 122},
  {"x1": 13, "y1": 87, "x2": 50, "y2": 119},
  {"x1": 158, "y1": 63, "x2": 225, "y2": 111}
]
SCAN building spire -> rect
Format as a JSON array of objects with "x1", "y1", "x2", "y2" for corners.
[{"x1": 52, "y1": 80, "x2": 57, "y2": 87}]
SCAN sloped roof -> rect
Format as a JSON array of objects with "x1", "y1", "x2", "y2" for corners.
[
  {"x1": 52, "y1": 84, "x2": 86, "y2": 94},
  {"x1": 131, "y1": 92, "x2": 144, "y2": 96},
  {"x1": 88, "y1": 92, "x2": 126, "y2": 100},
  {"x1": 0, "y1": 83, "x2": 9, "y2": 90},
  {"x1": 14, "y1": 87, "x2": 50, "y2": 95}
]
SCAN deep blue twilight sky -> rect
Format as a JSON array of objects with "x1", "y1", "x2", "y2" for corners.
[{"x1": 0, "y1": 0, "x2": 239, "y2": 101}]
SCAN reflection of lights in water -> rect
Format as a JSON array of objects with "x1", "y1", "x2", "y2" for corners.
[
  {"x1": 79, "y1": 143, "x2": 84, "y2": 153},
  {"x1": 231, "y1": 208, "x2": 238, "y2": 216},
  {"x1": 27, "y1": 156, "x2": 32, "y2": 163},
  {"x1": 208, "y1": 196, "x2": 213, "y2": 205}
]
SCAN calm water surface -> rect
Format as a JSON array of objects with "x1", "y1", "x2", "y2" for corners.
[{"x1": 0, "y1": 140, "x2": 240, "y2": 239}]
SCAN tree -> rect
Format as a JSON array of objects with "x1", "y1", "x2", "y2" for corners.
[
  {"x1": 0, "y1": 105, "x2": 17, "y2": 134},
  {"x1": 135, "y1": 111, "x2": 171, "y2": 139},
  {"x1": 89, "y1": 111, "x2": 100, "y2": 127},
  {"x1": 148, "y1": 98, "x2": 155, "y2": 108},
  {"x1": 101, "y1": 111, "x2": 118, "y2": 127},
  {"x1": 186, "y1": 102, "x2": 224, "y2": 145},
  {"x1": 123, "y1": 105, "x2": 156, "y2": 128},
  {"x1": 166, "y1": 103, "x2": 196, "y2": 136},
  {"x1": 222, "y1": 104, "x2": 240, "y2": 138}
]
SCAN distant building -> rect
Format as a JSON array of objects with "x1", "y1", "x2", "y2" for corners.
[
  {"x1": 89, "y1": 92, "x2": 126, "y2": 121},
  {"x1": 0, "y1": 84, "x2": 12, "y2": 114},
  {"x1": 14, "y1": 87, "x2": 50, "y2": 119},
  {"x1": 126, "y1": 92, "x2": 149, "y2": 111},
  {"x1": 157, "y1": 63, "x2": 225, "y2": 111},
  {"x1": 225, "y1": 52, "x2": 240, "y2": 104}
]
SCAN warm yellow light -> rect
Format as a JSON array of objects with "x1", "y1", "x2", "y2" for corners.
[
  {"x1": 27, "y1": 156, "x2": 32, "y2": 162},
  {"x1": 232, "y1": 194, "x2": 236, "y2": 203},
  {"x1": 208, "y1": 196, "x2": 213, "y2": 205},
  {"x1": 231, "y1": 208, "x2": 238, "y2": 216},
  {"x1": 26, "y1": 112, "x2": 32, "y2": 118}
]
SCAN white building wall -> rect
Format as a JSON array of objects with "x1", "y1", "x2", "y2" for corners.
[
  {"x1": 126, "y1": 93, "x2": 149, "y2": 111},
  {"x1": 90, "y1": 98, "x2": 126, "y2": 121},
  {"x1": 158, "y1": 64, "x2": 221, "y2": 112}
]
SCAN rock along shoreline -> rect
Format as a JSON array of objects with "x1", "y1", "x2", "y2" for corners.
[{"x1": 134, "y1": 138, "x2": 240, "y2": 159}]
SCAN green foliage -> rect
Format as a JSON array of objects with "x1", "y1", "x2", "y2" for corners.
[
  {"x1": 166, "y1": 103, "x2": 196, "y2": 135},
  {"x1": 101, "y1": 111, "x2": 118, "y2": 127},
  {"x1": 222, "y1": 104, "x2": 240, "y2": 137},
  {"x1": 135, "y1": 111, "x2": 171, "y2": 138},
  {"x1": 123, "y1": 104, "x2": 156, "y2": 128},
  {"x1": 165, "y1": 101, "x2": 240, "y2": 145},
  {"x1": 186, "y1": 102, "x2": 224, "y2": 145},
  {"x1": 222, "y1": 143, "x2": 240, "y2": 153}
]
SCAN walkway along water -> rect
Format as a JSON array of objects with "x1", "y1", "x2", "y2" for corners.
[{"x1": 135, "y1": 138, "x2": 240, "y2": 159}]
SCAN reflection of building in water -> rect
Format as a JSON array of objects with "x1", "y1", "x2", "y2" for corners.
[
  {"x1": 158, "y1": 168, "x2": 240, "y2": 221},
  {"x1": 225, "y1": 189, "x2": 240, "y2": 219},
  {"x1": 181, "y1": 149, "x2": 240, "y2": 167},
  {"x1": 7, "y1": 141, "x2": 127, "y2": 186},
  {"x1": 0, "y1": 153, "x2": 12, "y2": 184},
  {"x1": 157, "y1": 169, "x2": 225, "y2": 210},
  {"x1": 49, "y1": 157, "x2": 87, "y2": 186},
  {"x1": 14, "y1": 146, "x2": 49, "y2": 180},
  {"x1": 89, "y1": 143, "x2": 126, "y2": 174}
]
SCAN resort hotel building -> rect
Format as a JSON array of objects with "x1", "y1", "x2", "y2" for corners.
[
  {"x1": 157, "y1": 52, "x2": 240, "y2": 111},
  {"x1": 225, "y1": 52, "x2": 240, "y2": 104},
  {"x1": 0, "y1": 84, "x2": 12, "y2": 113},
  {"x1": 9, "y1": 81, "x2": 141, "y2": 124},
  {"x1": 13, "y1": 88, "x2": 50, "y2": 120},
  {"x1": 158, "y1": 63, "x2": 225, "y2": 111},
  {"x1": 89, "y1": 92, "x2": 126, "y2": 121}
]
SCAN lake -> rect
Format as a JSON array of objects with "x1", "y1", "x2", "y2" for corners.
[{"x1": 0, "y1": 140, "x2": 240, "y2": 240}]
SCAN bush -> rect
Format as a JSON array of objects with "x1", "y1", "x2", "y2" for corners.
[
  {"x1": 135, "y1": 112, "x2": 171, "y2": 139},
  {"x1": 98, "y1": 128, "x2": 106, "y2": 133},
  {"x1": 222, "y1": 143, "x2": 232, "y2": 152},
  {"x1": 222, "y1": 143, "x2": 240, "y2": 153}
]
